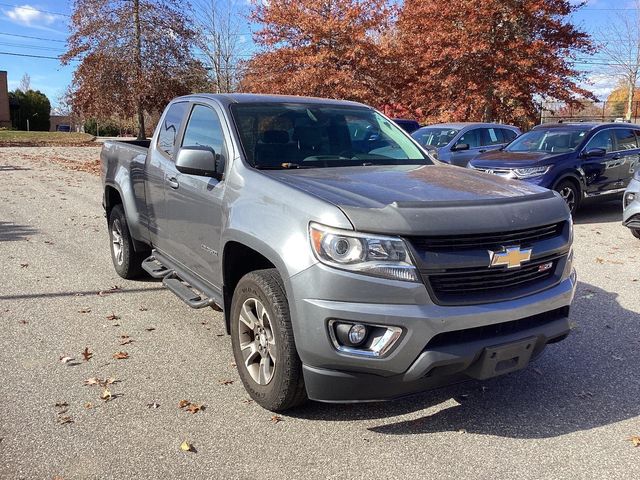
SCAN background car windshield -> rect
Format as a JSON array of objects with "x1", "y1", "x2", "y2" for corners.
[
  {"x1": 230, "y1": 103, "x2": 429, "y2": 169},
  {"x1": 411, "y1": 127, "x2": 459, "y2": 147},
  {"x1": 505, "y1": 128, "x2": 589, "y2": 153}
]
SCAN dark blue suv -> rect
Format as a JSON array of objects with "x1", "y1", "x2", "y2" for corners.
[{"x1": 468, "y1": 123, "x2": 640, "y2": 214}]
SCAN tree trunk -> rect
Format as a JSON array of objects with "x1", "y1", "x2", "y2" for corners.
[
  {"x1": 133, "y1": 0, "x2": 146, "y2": 140},
  {"x1": 626, "y1": 74, "x2": 636, "y2": 121}
]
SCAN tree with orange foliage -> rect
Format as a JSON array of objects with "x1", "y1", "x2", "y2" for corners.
[
  {"x1": 397, "y1": 0, "x2": 595, "y2": 126},
  {"x1": 240, "y1": 0, "x2": 394, "y2": 107}
]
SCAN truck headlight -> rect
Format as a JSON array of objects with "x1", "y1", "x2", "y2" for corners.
[
  {"x1": 309, "y1": 223, "x2": 419, "y2": 282},
  {"x1": 512, "y1": 166, "x2": 551, "y2": 179}
]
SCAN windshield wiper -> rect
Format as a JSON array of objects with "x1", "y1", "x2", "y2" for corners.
[{"x1": 254, "y1": 163, "x2": 310, "y2": 170}]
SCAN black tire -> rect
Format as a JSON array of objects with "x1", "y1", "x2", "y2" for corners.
[
  {"x1": 230, "y1": 269, "x2": 306, "y2": 411},
  {"x1": 554, "y1": 180, "x2": 580, "y2": 215},
  {"x1": 108, "y1": 204, "x2": 146, "y2": 279},
  {"x1": 632, "y1": 229, "x2": 640, "y2": 239}
]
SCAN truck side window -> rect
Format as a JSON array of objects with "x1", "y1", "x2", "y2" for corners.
[
  {"x1": 585, "y1": 129, "x2": 613, "y2": 153},
  {"x1": 614, "y1": 129, "x2": 638, "y2": 151},
  {"x1": 182, "y1": 105, "x2": 228, "y2": 163},
  {"x1": 157, "y1": 102, "x2": 188, "y2": 158},
  {"x1": 457, "y1": 129, "x2": 481, "y2": 148}
]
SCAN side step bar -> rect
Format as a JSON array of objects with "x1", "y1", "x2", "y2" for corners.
[
  {"x1": 162, "y1": 273, "x2": 216, "y2": 309},
  {"x1": 142, "y1": 252, "x2": 222, "y2": 311},
  {"x1": 141, "y1": 256, "x2": 172, "y2": 278}
]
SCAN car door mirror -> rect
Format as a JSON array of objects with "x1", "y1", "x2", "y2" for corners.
[
  {"x1": 582, "y1": 148, "x2": 606, "y2": 158},
  {"x1": 175, "y1": 146, "x2": 223, "y2": 179},
  {"x1": 452, "y1": 143, "x2": 470, "y2": 152}
]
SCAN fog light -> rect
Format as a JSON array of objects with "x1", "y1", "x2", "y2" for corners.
[{"x1": 348, "y1": 324, "x2": 367, "y2": 345}]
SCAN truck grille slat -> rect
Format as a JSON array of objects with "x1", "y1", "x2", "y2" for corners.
[{"x1": 410, "y1": 222, "x2": 564, "y2": 250}]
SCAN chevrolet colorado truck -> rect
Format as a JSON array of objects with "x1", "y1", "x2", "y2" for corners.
[{"x1": 101, "y1": 94, "x2": 576, "y2": 412}]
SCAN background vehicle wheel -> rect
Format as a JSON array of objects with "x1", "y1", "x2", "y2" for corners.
[
  {"x1": 632, "y1": 229, "x2": 640, "y2": 239},
  {"x1": 555, "y1": 180, "x2": 580, "y2": 215},
  {"x1": 108, "y1": 204, "x2": 146, "y2": 279},
  {"x1": 230, "y1": 269, "x2": 306, "y2": 411}
]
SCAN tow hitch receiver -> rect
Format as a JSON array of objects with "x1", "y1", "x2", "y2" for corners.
[{"x1": 467, "y1": 336, "x2": 538, "y2": 380}]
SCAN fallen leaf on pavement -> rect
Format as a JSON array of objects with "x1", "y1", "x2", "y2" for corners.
[
  {"x1": 20, "y1": 263, "x2": 29, "y2": 268},
  {"x1": 218, "y1": 379, "x2": 234, "y2": 385},
  {"x1": 242, "y1": 399, "x2": 254, "y2": 404},
  {"x1": 270, "y1": 415, "x2": 282, "y2": 423},
  {"x1": 84, "y1": 378, "x2": 100, "y2": 386},
  {"x1": 85, "y1": 402, "x2": 93, "y2": 409},
  {"x1": 57, "y1": 415, "x2": 73, "y2": 425},
  {"x1": 78, "y1": 308, "x2": 91, "y2": 314},
  {"x1": 112, "y1": 352, "x2": 129, "y2": 360},
  {"x1": 106, "y1": 313, "x2": 120, "y2": 321},
  {"x1": 595, "y1": 258, "x2": 604, "y2": 264},
  {"x1": 180, "y1": 440, "x2": 193, "y2": 452},
  {"x1": 178, "y1": 399, "x2": 191, "y2": 409},
  {"x1": 147, "y1": 402, "x2": 160, "y2": 409},
  {"x1": 54, "y1": 402, "x2": 69, "y2": 408},
  {"x1": 82, "y1": 347, "x2": 92, "y2": 362},
  {"x1": 186, "y1": 403, "x2": 204, "y2": 414},
  {"x1": 59, "y1": 355, "x2": 74, "y2": 364},
  {"x1": 629, "y1": 436, "x2": 640, "y2": 447},
  {"x1": 101, "y1": 387, "x2": 112, "y2": 401},
  {"x1": 145, "y1": 327, "x2": 155, "y2": 331},
  {"x1": 120, "y1": 336, "x2": 134, "y2": 345},
  {"x1": 139, "y1": 306, "x2": 148, "y2": 311}
]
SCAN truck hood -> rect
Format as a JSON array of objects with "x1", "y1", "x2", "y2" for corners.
[{"x1": 263, "y1": 165, "x2": 568, "y2": 235}]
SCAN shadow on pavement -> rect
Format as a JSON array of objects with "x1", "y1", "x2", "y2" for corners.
[
  {"x1": 0, "y1": 221, "x2": 38, "y2": 242},
  {"x1": 292, "y1": 281, "x2": 640, "y2": 439},
  {"x1": 0, "y1": 286, "x2": 165, "y2": 301},
  {"x1": 573, "y1": 199, "x2": 622, "y2": 225}
]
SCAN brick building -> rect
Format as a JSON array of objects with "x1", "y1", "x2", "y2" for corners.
[{"x1": 0, "y1": 71, "x2": 10, "y2": 128}]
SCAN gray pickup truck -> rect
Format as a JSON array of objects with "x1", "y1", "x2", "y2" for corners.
[{"x1": 101, "y1": 94, "x2": 576, "y2": 411}]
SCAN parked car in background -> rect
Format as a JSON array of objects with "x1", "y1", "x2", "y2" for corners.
[
  {"x1": 469, "y1": 123, "x2": 640, "y2": 214},
  {"x1": 392, "y1": 118, "x2": 421, "y2": 133},
  {"x1": 411, "y1": 123, "x2": 521, "y2": 167},
  {"x1": 623, "y1": 169, "x2": 640, "y2": 239}
]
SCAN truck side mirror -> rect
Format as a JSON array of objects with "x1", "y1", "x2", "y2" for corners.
[
  {"x1": 582, "y1": 148, "x2": 606, "y2": 158},
  {"x1": 176, "y1": 146, "x2": 223, "y2": 179},
  {"x1": 452, "y1": 143, "x2": 470, "y2": 152}
]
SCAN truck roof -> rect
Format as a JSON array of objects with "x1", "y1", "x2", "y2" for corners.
[{"x1": 176, "y1": 93, "x2": 369, "y2": 108}]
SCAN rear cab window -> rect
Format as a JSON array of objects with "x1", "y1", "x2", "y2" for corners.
[
  {"x1": 613, "y1": 129, "x2": 638, "y2": 151},
  {"x1": 157, "y1": 102, "x2": 188, "y2": 159}
]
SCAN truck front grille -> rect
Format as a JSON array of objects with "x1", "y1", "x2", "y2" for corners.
[
  {"x1": 407, "y1": 221, "x2": 570, "y2": 306},
  {"x1": 409, "y1": 222, "x2": 564, "y2": 250}
]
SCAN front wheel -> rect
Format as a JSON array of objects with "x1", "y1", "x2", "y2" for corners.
[
  {"x1": 230, "y1": 269, "x2": 306, "y2": 411},
  {"x1": 555, "y1": 180, "x2": 580, "y2": 215},
  {"x1": 632, "y1": 229, "x2": 640, "y2": 239}
]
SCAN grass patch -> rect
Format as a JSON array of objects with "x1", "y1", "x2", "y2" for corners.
[{"x1": 0, "y1": 130, "x2": 96, "y2": 146}]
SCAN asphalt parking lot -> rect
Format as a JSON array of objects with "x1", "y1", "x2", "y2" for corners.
[{"x1": 1, "y1": 146, "x2": 639, "y2": 479}]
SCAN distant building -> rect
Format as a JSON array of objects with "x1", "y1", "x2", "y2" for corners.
[{"x1": 0, "y1": 71, "x2": 10, "y2": 128}]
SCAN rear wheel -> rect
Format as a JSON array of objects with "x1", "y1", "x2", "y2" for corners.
[
  {"x1": 555, "y1": 180, "x2": 580, "y2": 215},
  {"x1": 632, "y1": 229, "x2": 640, "y2": 239},
  {"x1": 230, "y1": 269, "x2": 306, "y2": 411},
  {"x1": 108, "y1": 204, "x2": 146, "y2": 279}
]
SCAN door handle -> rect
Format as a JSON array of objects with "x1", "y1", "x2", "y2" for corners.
[
  {"x1": 478, "y1": 149, "x2": 487, "y2": 153},
  {"x1": 612, "y1": 154, "x2": 622, "y2": 160},
  {"x1": 167, "y1": 177, "x2": 179, "y2": 189}
]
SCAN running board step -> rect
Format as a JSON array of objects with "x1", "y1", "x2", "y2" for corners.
[
  {"x1": 162, "y1": 274, "x2": 216, "y2": 309},
  {"x1": 142, "y1": 256, "x2": 172, "y2": 279}
]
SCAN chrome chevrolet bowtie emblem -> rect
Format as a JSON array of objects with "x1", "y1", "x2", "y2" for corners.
[{"x1": 489, "y1": 246, "x2": 532, "y2": 269}]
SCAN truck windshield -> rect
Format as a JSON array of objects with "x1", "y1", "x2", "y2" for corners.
[
  {"x1": 411, "y1": 127, "x2": 459, "y2": 147},
  {"x1": 504, "y1": 128, "x2": 589, "y2": 153},
  {"x1": 230, "y1": 103, "x2": 431, "y2": 169}
]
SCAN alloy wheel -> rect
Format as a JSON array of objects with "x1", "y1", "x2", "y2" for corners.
[
  {"x1": 559, "y1": 186, "x2": 576, "y2": 213},
  {"x1": 111, "y1": 219, "x2": 124, "y2": 265},
  {"x1": 237, "y1": 297, "x2": 276, "y2": 385}
]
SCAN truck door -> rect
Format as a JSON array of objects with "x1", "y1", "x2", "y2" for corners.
[
  {"x1": 163, "y1": 102, "x2": 229, "y2": 289},
  {"x1": 144, "y1": 101, "x2": 189, "y2": 250}
]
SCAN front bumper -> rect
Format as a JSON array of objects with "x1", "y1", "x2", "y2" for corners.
[
  {"x1": 623, "y1": 178, "x2": 640, "y2": 229},
  {"x1": 288, "y1": 263, "x2": 576, "y2": 403}
]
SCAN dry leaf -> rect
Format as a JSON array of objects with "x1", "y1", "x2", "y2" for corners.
[
  {"x1": 101, "y1": 387, "x2": 112, "y2": 401},
  {"x1": 120, "y1": 337, "x2": 134, "y2": 346},
  {"x1": 85, "y1": 402, "x2": 93, "y2": 409},
  {"x1": 84, "y1": 377, "x2": 100, "y2": 386},
  {"x1": 139, "y1": 306, "x2": 148, "y2": 311},
  {"x1": 595, "y1": 258, "x2": 604, "y2": 264},
  {"x1": 270, "y1": 415, "x2": 282, "y2": 423},
  {"x1": 629, "y1": 435, "x2": 640, "y2": 447},
  {"x1": 20, "y1": 263, "x2": 29, "y2": 268},
  {"x1": 145, "y1": 327, "x2": 155, "y2": 331},
  {"x1": 59, "y1": 355, "x2": 74, "y2": 364},
  {"x1": 147, "y1": 402, "x2": 160, "y2": 409},
  {"x1": 82, "y1": 347, "x2": 92, "y2": 362},
  {"x1": 218, "y1": 379, "x2": 234, "y2": 385},
  {"x1": 57, "y1": 415, "x2": 73, "y2": 425},
  {"x1": 186, "y1": 403, "x2": 203, "y2": 414},
  {"x1": 78, "y1": 308, "x2": 91, "y2": 314},
  {"x1": 180, "y1": 440, "x2": 193, "y2": 452},
  {"x1": 106, "y1": 313, "x2": 120, "y2": 321},
  {"x1": 178, "y1": 399, "x2": 191, "y2": 409},
  {"x1": 241, "y1": 399, "x2": 254, "y2": 404},
  {"x1": 112, "y1": 351, "x2": 129, "y2": 360},
  {"x1": 54, "y1": 402, "x2": 69, "y2": 408}
]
